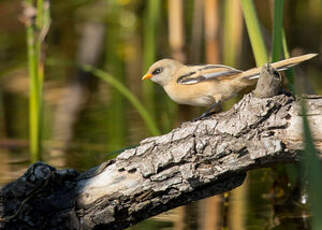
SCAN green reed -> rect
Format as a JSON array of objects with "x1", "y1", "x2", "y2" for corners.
[
  {"x1": 83, "y1": 65, "x2": 160, "y2": 136},
  {"x1": 25, "y1": 0, "x2": 50, "y2": 162},
  {"x1": 271, "y1": 0, "x2": 284, "y2": 62},
  {"x1": 282, "y1": 31, "x2": 295, "y2": 93},
  {"x1": 241, "y1": 0, "x2": 268, "y2": 66},
  {"x1": 142, "y1": 0, "x2": 161, "y2": 121},
  {"x1": 272, "y1": 2, "x2": 321, "y2": 226},
  {"x1": 272, "y1": 0, "x2": 295, "y2": 93},
  {"x1": 301, "y1": 101, "x2": 322, "y2": 230}
]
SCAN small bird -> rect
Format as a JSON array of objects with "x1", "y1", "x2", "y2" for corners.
[{"x1": 142, "y1": 53, "x2": 317, "y2": 119}]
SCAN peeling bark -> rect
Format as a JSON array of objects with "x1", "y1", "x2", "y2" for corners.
[{"x1": 1, "y1": 65, "x2": 322, "y2": 230}]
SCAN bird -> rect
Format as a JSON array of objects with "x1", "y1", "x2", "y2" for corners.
[{"x1": 142, "y1": 53, "x2": 317, "y2": 119}]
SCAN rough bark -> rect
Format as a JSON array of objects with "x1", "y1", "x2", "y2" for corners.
[{"x1": 0, "y1": 65, "x2": 321, "y2": 230}]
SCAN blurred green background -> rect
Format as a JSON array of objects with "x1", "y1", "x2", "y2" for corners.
[{"x1": 0, "y1": 0, "x2": 321, "y2": 229}]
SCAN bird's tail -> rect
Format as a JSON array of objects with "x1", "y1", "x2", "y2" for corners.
[{"x1": 242, "y1": 53, "x2": 318, "y2": 80}]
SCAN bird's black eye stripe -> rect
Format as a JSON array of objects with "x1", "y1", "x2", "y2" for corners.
[{"x1": 152, "y1": 67, "x2": 163, "y2": 75}]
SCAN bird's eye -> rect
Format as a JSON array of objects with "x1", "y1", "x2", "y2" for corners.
[{"x1": 152, "y1": 67, "x2": 162, "y2": 75}]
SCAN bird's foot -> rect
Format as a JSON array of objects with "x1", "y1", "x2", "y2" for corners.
[
  {"x1": 192, "y1": 111, "x2": 216, "y2": 121},
  {"x1": 192, "y1": 101, "x2": 221, "y2": 121}
]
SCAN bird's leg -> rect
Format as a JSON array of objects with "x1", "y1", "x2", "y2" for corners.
[{"x1": 193, "y1": 101, "x2": 221, "y2": 121}]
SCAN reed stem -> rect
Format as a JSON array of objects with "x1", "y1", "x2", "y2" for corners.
[
  {"x1": 84, "y1": 66, "x2": 161, "y2": 136},
  {"x1": 25, "y1": 0, "x2": 49, "y2": 162},
  {"x1": 272, "y1": 0, "x2": 284, "y2": 61},
  {"x1": 241, "y1": 0, "x2": 268, "y2": 66},
  {"x1": 142, "y1": 0, "x2": 160, "y2": 120},
  {"x1": 301, "y1": 101, "x2": 322, "y2": 230},
  {"x1": 25, "y1": 0, "x2": 40, "y2": 162},
  {"x1": 281, "y1": 30, "x2": 295, "y2": 93}
]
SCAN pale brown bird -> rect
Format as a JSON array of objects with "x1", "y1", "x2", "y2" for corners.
[{"x1": 142, "y1": 53, "x2": 317, "y2": 119}]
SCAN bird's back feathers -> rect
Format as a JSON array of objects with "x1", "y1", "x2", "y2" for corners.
[
  {"x1": 176, "y1": 53, "x2": 318, "y2": 85},
  {"x1": 177, "y1": 64, "x2": 242, "y2": 85}
]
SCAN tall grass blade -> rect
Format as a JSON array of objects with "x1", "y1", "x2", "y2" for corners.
[
  {"x1": 25, "y1": 3, "x2": 40, "y2": 161},
  {"x1": 281, "y1": 30, "x2": 289, "y2": 58},
  {"x1": 83, "y1": 65, "x2": 160, "y2": 136},
  {"x1": 142, "y1": 0, "x2": 160, "y2": 120},
  {"x1": 272, "y1": 0, "x2": 284, "y2": 61},
  {"x1": 24, "y1": 0, "x2": 50, "y2": 162},
  {"x1": 282, "y1": 29, "x2": 295, "y2": 93},
  {"x1": 241, "y1": 0, "x2": 268, "y2": 66},
  {"x1": 301, "y1": 101, "x2": 322, "y2": 230}
]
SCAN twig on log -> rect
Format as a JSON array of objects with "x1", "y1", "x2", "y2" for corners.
[{"x1": 253, "y1": 63, "x2": 282, "y2": 98}]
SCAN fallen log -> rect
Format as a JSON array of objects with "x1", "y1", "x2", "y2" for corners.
[{"x1": 0, "y1": 64, "x2": 321, "y2": 230}]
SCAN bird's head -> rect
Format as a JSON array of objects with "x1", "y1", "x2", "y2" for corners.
[{"x1": 142, "y1": 59, "x2": 183, "y2": 86}]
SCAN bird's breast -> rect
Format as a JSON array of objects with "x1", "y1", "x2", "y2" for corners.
[{"x1": 164, "y1": 82, "x2": 217, "y2": 106}]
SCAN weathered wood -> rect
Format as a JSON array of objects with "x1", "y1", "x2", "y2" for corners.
[{"x1": 1, "y1": 65, "x2": 322, "y2": 230}]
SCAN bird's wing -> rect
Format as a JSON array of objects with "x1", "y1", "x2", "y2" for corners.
[{"x1": 177, "y1": 64, "x2": 242, "y2": 85}]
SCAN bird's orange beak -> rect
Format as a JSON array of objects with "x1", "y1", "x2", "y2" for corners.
[{"x1": 142, "y1": 73, "x2": 153, "y2": 80}]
